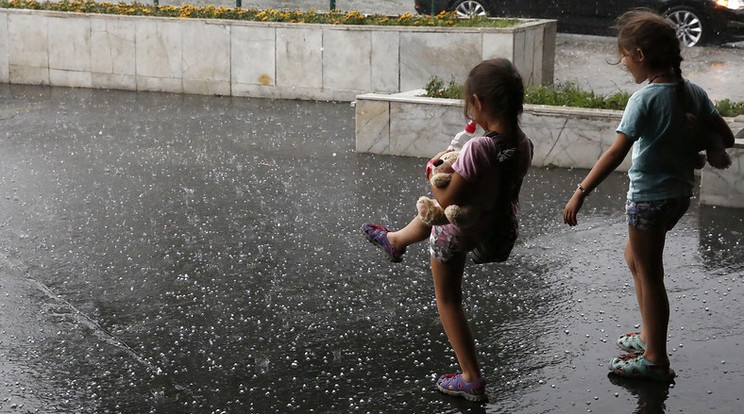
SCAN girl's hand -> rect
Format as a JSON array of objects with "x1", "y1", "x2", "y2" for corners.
[{"x1": 563, "y1": 192, "x2": 585, "y2": 226}]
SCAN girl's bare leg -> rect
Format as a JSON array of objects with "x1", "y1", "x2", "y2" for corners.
[
  {"x1": 624, "y1": 239, "x2": 645, "y2": 342},
  {"x1": 387, "y1": 216, "x2": 430, "y2": 249},
  {"x1": 627, "y1": 226, "x2": 669, "y2": 365},
  {"x1": 431, "y1": 255, "x2": 482, "y2": 382}
]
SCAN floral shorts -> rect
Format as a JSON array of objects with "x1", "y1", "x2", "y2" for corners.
[
  {"x1": 429, "y1": 225, "x2": 469, "y2": 264},
  {"x1": 625, "y1": 197, "x2": 690, "y2": 232},
  {"x1": 429, "y1": 216, "x2": 518, "y2": 264}
]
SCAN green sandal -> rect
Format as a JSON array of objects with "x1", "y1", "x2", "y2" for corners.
[
  {"x1": 617, "y1": 332, "x2": 646, "y2": 354},
  {"x1": 609, "y1": 354, "x2": 675, "y2": 382}
]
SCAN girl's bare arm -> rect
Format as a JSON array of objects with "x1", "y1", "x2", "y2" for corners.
[
  {"x1": 430, "y1": 172, "x2": 473, "y2": 210},
  {"x1": 709, "y1": 115, "x2": 735, "y2": 148},
  {"x1": 564, "y1": 133, "x2": 634, "y2": 226}
]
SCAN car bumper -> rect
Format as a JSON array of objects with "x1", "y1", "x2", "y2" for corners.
[{"x1": 707, "y1": 3, "x2": 744, "y2": 38}]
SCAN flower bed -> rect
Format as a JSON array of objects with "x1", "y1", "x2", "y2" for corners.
[
  {"x1": 0, "y1": 1, "x2": 520, "y2": 27},
  {"x1": 0, "y1": 4, "x2": 556, "y2": 100}
]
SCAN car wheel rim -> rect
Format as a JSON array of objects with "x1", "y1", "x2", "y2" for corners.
[
  {"x1": 455, "y1": 1, "x2": 486, "y2": 17},
  {"x1": 665, "y1": 10, "x2": 703, "y2": 47}
]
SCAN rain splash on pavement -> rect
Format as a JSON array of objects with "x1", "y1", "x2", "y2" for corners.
[{"x1": 1, "y1": 84, "x2": 743, "y2": 413}]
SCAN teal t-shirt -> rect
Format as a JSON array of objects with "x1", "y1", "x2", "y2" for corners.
[{"x1": 616, "y1": 80, "x2": 717, "y2": 202}]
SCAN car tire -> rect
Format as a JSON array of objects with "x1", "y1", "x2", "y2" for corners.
[
  {"x1": 451, "y1": 0, "x2": 488, "y2": 18},
  {"x1": 663, "y1": 6, "x2": 708, "y2": 47}
]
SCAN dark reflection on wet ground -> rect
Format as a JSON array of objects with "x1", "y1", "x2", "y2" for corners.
[{"x1": 1, "y1": 85, "x2": 742, "y2": 413}]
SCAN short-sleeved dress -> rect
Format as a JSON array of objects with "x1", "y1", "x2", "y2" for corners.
[{"x1": 429, "y1": 131, "x2": 533, "y2": 263}]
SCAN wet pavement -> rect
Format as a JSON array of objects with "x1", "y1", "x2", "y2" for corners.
[
  {"x1": 1, "y1": 79, "x2": 744, "y2": 413},
  {"x1": 2, "y1": 3, "x2": 744, "y2": 410}
]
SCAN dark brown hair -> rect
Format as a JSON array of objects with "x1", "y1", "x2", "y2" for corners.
[
  {"x1": 462, "y1": 58, "x2": 524, "y2": 135},
  {"x1": 615, "y1": 9, "x2": 686, "y2": 105}
]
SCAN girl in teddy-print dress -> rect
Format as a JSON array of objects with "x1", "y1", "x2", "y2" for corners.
[{"x1": 361, "y1": 58, "x2": 533, "y2": 401}]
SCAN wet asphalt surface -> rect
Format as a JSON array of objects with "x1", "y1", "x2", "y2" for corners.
[{"x1": 2, "y1": 5, "x2": 744, "y2": 413}]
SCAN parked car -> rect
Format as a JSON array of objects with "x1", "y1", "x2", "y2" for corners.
[{"x1": 414, "y1": 0, "x2": 744, "y2": 46}]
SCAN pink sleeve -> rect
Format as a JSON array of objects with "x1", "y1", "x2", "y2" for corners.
[{"x1": 453, "y1": 138, "x2": 487, "y2": 182}]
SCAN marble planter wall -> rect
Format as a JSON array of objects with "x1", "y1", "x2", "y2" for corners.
[
  {"x1": 355, "y1": 90, "x2": 629, "y2": 170},
  {"x1": 700, "y1": 142, "x2": 744, "y2": 208},
  {"x1": 0, "y1": 8, "x2": 556, "y2": 101},
  {"x1": 356, "y1": 91, "x2": 744, "y2": 208}
]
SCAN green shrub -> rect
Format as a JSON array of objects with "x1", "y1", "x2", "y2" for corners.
[
  {"x1": 715, "y1": 99, "x2": 744, "y2": 118},
  {"x1": 422, "y1": 77, "x2": 744, "y2": 116},
  {"x1": 523, "y1": 82, "x2": 631, "y2": 110},
  {"x1": 423, "y1": 76, "x2": 464, "y2": 99}
]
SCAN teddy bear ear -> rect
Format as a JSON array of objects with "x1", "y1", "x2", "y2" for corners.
[{"x1": 443, "y1": 151, "x2": 459, "y2": 162}]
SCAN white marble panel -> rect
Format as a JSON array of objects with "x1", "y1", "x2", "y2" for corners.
[
  {"x1": 50, "y1": 69, "x2": 93, "y2": 88},
  {"x1": 276, "y1": 27, "x2": 322, "y2": 89},
  {"x1": 355, "y1": 98, "x2": 391, "y2": 154},
  {"x1": 322, "y1": 28, "x2": 371, "y2": 92},
  {"x1": 91, "y1": 72, "x2": 137, "y2": 90},
  {"x1": 541, "y1": 22, "x2": 556, "y2": 85},
  {"x1": 231, "y1": 25, "x2": 275, "y2": 87},
  {"x1": 523, "y1": 108, "x2": 627, "y2": 170},
  {"x1": 399, "y1": 32, "x2": 481, "y2": 92},
  {"x1": 482, "y1": 32, "x2": 514, "y2": 62},
  {"x1": 48, "y1": 16, "x2": 91, "y2": 72},
  {"x1": 183, "y1": 79, "x2": 231, "y2": 96},
  {"x1": 182, "y1": 20, "x2": 230, "y2": 83},
  {"x1": 522, "y1": 114, "x2": 630, "y2": 171},
  {"x1": 91, "y1": 16, "x2": 136, "y2": 76},
  {"x1": 370, "y1": 31, "x2": 399, "y2": 93},
  {"x1": 511, "y1": 30, "x2": 526, "y2": 82},
  {"x1": 8, "y1": 14, "x2": 47, "y2": 68},
  {"x1": 136, "y1": 76, "x2": 183, "y2": 93},
  {"x1": 389, "y1": 100, "x2": 464, "y2": 157},
  {"x1": 9, "y1": 65, "x2": 48, "y2": 85},
  {"x1": 518, "y1": 28, "x2": 537, "y2": 85},
  {"x1": 700, "y1": 144, "x2": 744, "y2": 208},
  {"x1": 0, "y1": 14, "x2": 8, "y2": 82},
  {"x1": 135, "y1": 18, "x2": 182, "y2": 79}
]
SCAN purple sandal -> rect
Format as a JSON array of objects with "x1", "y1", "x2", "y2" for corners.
[
  {"x1": 436, "y1": 372, "x2": 488, "y2": 402},
  {"x1": 361, "y1": 223, "x2": 406, "y2": 262}
]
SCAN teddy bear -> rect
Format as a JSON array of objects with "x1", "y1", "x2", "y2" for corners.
[{"x1": 416, "y1": 151, "x2": 476, "y2": 227}]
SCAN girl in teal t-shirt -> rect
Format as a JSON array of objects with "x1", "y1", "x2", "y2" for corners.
[{"x1": 563, "y1": 10, "x2": 734, "y2": 382}]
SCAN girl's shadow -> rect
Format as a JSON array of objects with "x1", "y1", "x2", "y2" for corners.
[{"x1": 608, "y1": 373, "x2": 673, "y2": 414}]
